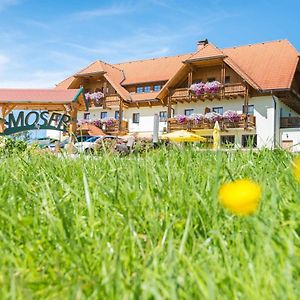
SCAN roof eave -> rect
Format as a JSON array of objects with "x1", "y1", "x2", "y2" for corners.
[{"x1": 184, "y1": 55, "x2": 226, "y2": 63}]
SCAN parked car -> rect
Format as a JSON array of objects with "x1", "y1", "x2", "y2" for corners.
[
  {"x1": 28, "y1": 138, "x2": 58, "y2": 149},
  {"x1": 74, "y1": 135, "x2": 121, "y2": 153},
  {"x1": 75, "y1": 135, "x2": 91, "y2": 143}
]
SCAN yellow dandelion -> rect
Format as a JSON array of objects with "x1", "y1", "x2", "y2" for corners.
[
  {"x1": 293, "y1": 156, "x2": 300, "y2": 182},
  {"x1": 218, "y1": 179, "x2": 262, "y2": 216}
]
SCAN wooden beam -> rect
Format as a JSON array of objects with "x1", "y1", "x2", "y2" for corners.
[{"x1": 69, "y1": 106, "x2": 78, "y2": 142}]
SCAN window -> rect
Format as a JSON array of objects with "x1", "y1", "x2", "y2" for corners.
[
  {"x1": 115, "y1": 111, "x2": 119, "y2": 120},
  {"x1": 184, "y1": 109, "x2": 194, "y2": 116},
  {"x1": 207, "y1": 77, "x2": 216, "y2": 82},
  {"x1": 221, "y1": 135, "x2": 235, "y2": 146},
  {"x1": 242, "y1": 134, "x2": 257, "y2": 148},
  {"x1": 101, "y1": 112, "x2": 108, "y2": 119},
  {"x1": 144, "y1": 86, "x2": 151, "y2": 93},
  {"x1": 83, "y1": 113, "x2": 90, "y2": 120},
  {"x1": 132, "y1": 113, "x2": 140, "y2": 124},
  {"x1": 136, "y1": 87, "x2": 143, "y2": 93},
  {"x1": 159, "y1": 111, "x2": 167, "y2": 122},
  {"x1": 243, "y1": 105, "x2": 254, "y2": 115},
  {"x1": 212, "y1": 107, "x2": 223, "y2": 114},
  {"x1": 225, "y1": 76, "x2": 231, "y2": 84},
  {"x1": 154, "y1": 85, "x2": 161, "y2": 91}
]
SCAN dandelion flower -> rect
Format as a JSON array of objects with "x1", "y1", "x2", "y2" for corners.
[
  {"x1": 218, "y1": 179, "x2": 262, "y2": 216},
  {"x1": 293, "y1": 156, "x2": 300, "y2": 182}
]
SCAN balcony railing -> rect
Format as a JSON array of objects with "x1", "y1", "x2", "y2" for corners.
[
  {"x1": 280, "y1": 117, "x2": 300, "y2": 128},
  {"x1": 171, "y1": 83, "x2": 247, "y2": 102},
  {"x1": 88, "y1": 94, "x2": 121, "y2": 108},
  {"x1": 103, "y1": 120, "x2": 128, "y2": 135},
  {"x1": 168, "y1": 114, "x2": 256, "y2": 131}
]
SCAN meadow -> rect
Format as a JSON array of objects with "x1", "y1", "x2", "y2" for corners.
[{"x1": 0, "y1": 148, "x2": 299, "y2": 299}]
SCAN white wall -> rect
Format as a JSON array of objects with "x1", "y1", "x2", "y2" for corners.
[{"x1": 124, "y1": 106, "x2": 167, "y2": 134}]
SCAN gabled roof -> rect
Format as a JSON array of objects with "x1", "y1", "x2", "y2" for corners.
[
  {"x1": 114, "y1": 54, "x2": 192, "y2": 85},
  {"x1": 76, "y1": 60, "x2": 107, "y2": 75},
  {"x1": 185, "y1": 43, "x2": 225, "y2": 62},
  {"x1": 57, "y1": 61, "x2": 130, "y2": 101},
  {"x1": 223, "y1": 39, "x2": 299, "y2": 90}
]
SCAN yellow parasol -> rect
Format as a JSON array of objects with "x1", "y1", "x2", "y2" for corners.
[
  {"x1": 161, "y1": 130, "x2": 207, "y2": 143},
  {"x1": 213, "y1": 121, "x2": 220, "y2": 150}
]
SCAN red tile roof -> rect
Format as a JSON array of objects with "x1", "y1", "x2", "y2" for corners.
[
  {"x1": 130, "y1": 91, "x2": 160, "y2": 102},
  {"x1": 186, "y1": 43, "x2": 225, "y2": 62},
  {"x1": 222, "y1": 39, "x2": 299, "y2": 90},
  {"x1": 56, "y1": 39, "x2": 299, "y2": 101},
  {"x1": 114, "y1": 53, "x2": 192, "y2": 85},
  {"x1": 0, "y1": 88, "x2": 82, "y2": 103}
]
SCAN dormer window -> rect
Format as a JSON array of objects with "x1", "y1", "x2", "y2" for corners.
[
  {"x1": 144, "y1": 86, "x2": 151, "y2": 93},
  {"x1": 136, "y1": 87, "x2": 143, "y2": 93}
]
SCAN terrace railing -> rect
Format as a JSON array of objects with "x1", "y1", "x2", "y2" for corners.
[
  {"x1": 280, "y1": 117, "x2": 300, "y2": 128},
  {"x1": 103, "y1": 120, "x2": 129, "y2": 135},
  {"x1": 168, "y1": 114, "x2": 256, "y2": 131},
  {"x1": 88, "y1": 94, "x2": 121, "y2": 108},
  {"x1": 171, "y1": 83, "x2": 247, "y2": 102}
]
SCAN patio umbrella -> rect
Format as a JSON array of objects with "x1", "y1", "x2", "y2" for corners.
[
  {"x1": 161, "y1": 130, "x2": 206, "y2": 143},
  {"x1": 213, "y1": 121, "x2": 220, "y2": 150}
]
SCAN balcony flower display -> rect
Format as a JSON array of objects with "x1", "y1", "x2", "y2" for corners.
[
  {"x1": 85, "y1": 91, "x2": 105, "y2": 105},
  {"x1": 204, "y1": 112, "x2": 223, "y2": 122},
  {"x1": 190, "y1": 82, "x2": 205, "y2": 96},
  {"x1": 175, "y1": 115, "x2": 188, "y2": 124},
  {"x1": 190, "y1": 81, "x2": 221, "y2": 96},
  {"x1": 189, "y1": 113, "x2": 204, "y2": 124},
  {"x1": 223, "y1": 110, "x2": 240, "y2": 122},
  {"x1": 204, "y1": 81, "x2": 221, "y2": 93},
  {"x1": 92, "y1": 120, "x2": 102, "y2": 128},
  {"x1": 102, "y1": 118, "x2": 117, "y2": 127}
]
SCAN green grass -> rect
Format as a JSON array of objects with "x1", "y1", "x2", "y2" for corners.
[{"x1": 0, "y1": 148, "x2": 300, "y2": 299}]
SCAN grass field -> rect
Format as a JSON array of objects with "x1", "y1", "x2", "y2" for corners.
[{"x1": 0, "y1": 148, "x2": 299, "y2": 299}]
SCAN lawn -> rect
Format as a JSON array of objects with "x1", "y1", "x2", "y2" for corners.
[{"x1": 0, "y1": 148, "x2": 299, "y2": 299}]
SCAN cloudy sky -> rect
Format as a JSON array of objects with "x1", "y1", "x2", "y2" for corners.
[{"x1": 0, "y1": 0, "x2": 299, "y2": 88}]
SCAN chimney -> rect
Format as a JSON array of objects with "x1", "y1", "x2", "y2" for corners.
[{"x1": 197, "y1": 39, "x2": 208, "y2": 51}]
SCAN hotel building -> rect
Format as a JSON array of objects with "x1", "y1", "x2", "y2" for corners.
[{"x1": 55, "y1": 39, "x2": 300, "y2": 150}]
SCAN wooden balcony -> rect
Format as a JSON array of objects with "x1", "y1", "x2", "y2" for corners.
[
  {"x1": 171, "y1": 83, "x2": 246, "y2": 102},
  {"x1": 168, "y1": 115, "x2": 256, "y2": 131},
  {"x1": 103, "y1": 120, "x2": 128, "y2": 135},
  {"x1": 280, "y1": 117, "x2": 300, "y2": 128},
  {"x1": 88, "y1": 94, "x2": 121, "y2": 108}
]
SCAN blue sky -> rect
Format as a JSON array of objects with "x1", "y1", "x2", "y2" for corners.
[{"x1": 0, "y1": 0, "x2": 299, "y2": 88}]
